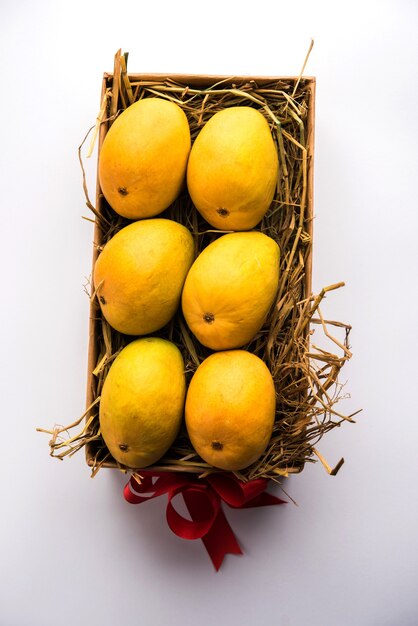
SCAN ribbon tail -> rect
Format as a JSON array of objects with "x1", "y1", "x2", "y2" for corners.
[
  {"x1": 201, "y1": 507, "x2": 243, "y2": 571},
  {"x1": 183, "y1": 491, "x2": 242, "y2": 571},
  {"x1": 240, "y1": 492, "x2": 287, "y2": 508}
]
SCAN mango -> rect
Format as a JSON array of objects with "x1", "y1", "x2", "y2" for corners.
[
  {"x1": 186, "y1": 106, "x2": 279, "y2": 230},
  {"x1": 185, "y1": 350, "x2": 276, "y2": 470},
  {"x1": 94, "y1": 218, "x2": 194, "y2": 335},
  {"x1": 181, "y1": 231, "x2": 280, "y2": 350},
  {"x1": 99, "y1": 337, "x2": 186, "y2": 468},
  {"x1": 99, "y1": 98, "x2": 191, "y2": 219}
]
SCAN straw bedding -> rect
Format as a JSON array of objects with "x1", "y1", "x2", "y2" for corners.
[{"x1": 38, "y1": 50, "x2": 357, "y2": 482}]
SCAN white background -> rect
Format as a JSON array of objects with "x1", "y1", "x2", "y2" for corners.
[{"x1": 1, "y1": 1, "x2": 417, "y2": 624}]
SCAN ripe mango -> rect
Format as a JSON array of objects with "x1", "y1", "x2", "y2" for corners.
[
  {"x1": 181, "y1": 231, "x2": 280, "y2": 350},
  {"x1": 99, "y1": 337, "x2": 186, "y2": 468},
  {"x1": 94, "y1": 218, "x2": 194, "y2": 335},
  {"x1": 187, "y1": 106, "x2": 279, "y2": 230},
  {"x1": 185, "y1": 350, "x2": 276, "y2": 470},
  {"x1": 99, "y1": 98, "x2": 191, "y2": 219}
]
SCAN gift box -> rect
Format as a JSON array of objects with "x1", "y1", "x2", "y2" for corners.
[{"x1": 40, "y1": 50, "x2": 355, "y2": 569}]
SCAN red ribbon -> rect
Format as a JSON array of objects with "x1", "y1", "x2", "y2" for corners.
[{"x1": 123, "y1": 471, "x2": 286, "y2": 570}]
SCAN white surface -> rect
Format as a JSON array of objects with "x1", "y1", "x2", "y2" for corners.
[{"x1": 1, "y1": 1, "x2": 418, "y2": 624}]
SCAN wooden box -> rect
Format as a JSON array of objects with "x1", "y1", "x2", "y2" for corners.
[{"x1": 85, "y1": 67, "x2": 316, "y2": 480}]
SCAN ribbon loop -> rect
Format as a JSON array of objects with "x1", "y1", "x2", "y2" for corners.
[
  {"x1": 123, "y1": 471, "x2": 286, "y2": 570},
  {"x1": 167, "y1": 485, "x2": 220, "y2": 540}
]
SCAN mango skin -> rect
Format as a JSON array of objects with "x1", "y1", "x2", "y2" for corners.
[
  {"x1": 185, "y1": 350, "x2": 276, "y2": 470},
  {"x1": 94, "y1": 218, "x2": 195, "y2": 336},
  {"x1": 99, "y1": 337, "x2": 186, "y2": 468},
  {"x1": 181, "y1": 231, "x2": 280, "y2": 350},
  {"x1": 186, "y1": 106, "x2": 279, "y2": 230},
  {"x1": 99, "y1": 98, "x2": 191, "y2": 219}
]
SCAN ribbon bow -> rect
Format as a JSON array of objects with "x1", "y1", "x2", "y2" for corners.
[{"x1": 124, "y1": 471, "x2": 286, "y2": 570}]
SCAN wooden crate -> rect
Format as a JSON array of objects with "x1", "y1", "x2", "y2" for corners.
[{"x1": 85, "y1": 70, "x2": 316, "y2": 478}]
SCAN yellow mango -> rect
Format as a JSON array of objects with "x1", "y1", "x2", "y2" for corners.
[
  {"x1": 99, "y1": 98, "x2": 191, "y2": 219},
  {"x1": 99, "y1": 337, "x2": 185, "y2": 468},
  {"x1": 94, "y1": 218, "x2": 194, "y2": 335},
  {"x1": 186, "y1": 106, "x2": 279, "y2": 230},
  {"x1": 185, "y1": 350, "x2": 276, "y2": 470},
  {"x1": 181, "y1": 231, "x2": 280, "y2": 350}
]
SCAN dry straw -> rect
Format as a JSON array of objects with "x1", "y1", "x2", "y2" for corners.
[{"x1": 38, "y1": 48, "x2": 358, "y2": 482}]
